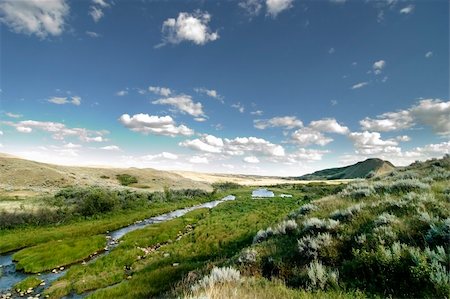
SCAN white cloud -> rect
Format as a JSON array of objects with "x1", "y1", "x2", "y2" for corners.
[
  {"x1": 64, "y1": 142, "x2": 81, "y2": 148},
  {"x1": 329, "y1": 0, "x2": 347, "y2": 3},
  {"x1": 5, "y1": 120, "x2": 107, "y2": 142},
  {"x1": 48, "y1": 96, "x2": 81, "y2": 106},
  {"x1": 89, "y1": 0, "x2": 109, "y2": 22},
  {"x1": 239, "y1": 0, "x2": 263, "y2": 17},
  {"x1": 231, "y1": 102, "x2": 245, "y2": 113},
  {"x1": 373, "y1": 60, "x2": 386, "y2": 75},
  {"x1": 400, "y1": 5, "x2": 414, "y2": 14},
  {"x1": 351, "y1": 82, "x2": 369, "y2": 89},
  {"x1": 86, "y1": 31, "x2": 100, "y2": 38},
  {"x1": 243, "y1": 156, "x2": 260, "y2": 164},
  {"x1": 250, "y1": 110, "x2": 264, "y2": 116},
  {"x1": 5, "y1": 112, "x2": 22, "y2": 118},
  {"x1": 330, "y1": 100, "x2": 338, "y2": 106},
  {"x1": 119, "y1": 113, "x2": 194, "y2": 137},
  {"x1": 266, "y1": 0, "x2": 294, "y2": 18},
  {"x1": 291, "y1": 128, "x2": 333, "y2": 146},
  {"x1": 349, "y1": 131, "x2": 400, "y2": 155},
  {"x1": 149, "y1": 86, "x2": 172, "y2": 97},
  {"x1": 180, "y1": 134, "x2": 285, "y2": 158},
  {"x1": 0, "y1": 130, "x2": 3, "y2": 136},
  {"x1": 309, "y1": 118, "x2": 349, "y2": 135},
  {"x1": 189, "y1": 156, "x2": 209, "y2": 164},
  {"x1": 0, "y1": 0, "x2": 69, "y2": 38},
  {"x1": 328, "y1": 47, "x2": 335, "y2": 54},
  {"x1": 116, "y1": 90, "x2": 128, "y2": 96},
  {"x1": 254, "y1": 116, "x2": 303, "y2": 130},
  {"x1": 194, "y1": 88, "x2": 223, "y2": 103},
  {"x1": 152, "y1": 95, "x2": 204, "y2": 118},
  {"x1": 142, "y1": 152, "x2": 178, "y2": 161},
  {"x1": 396, "y1": 135, "x2": 411, "y2": 142},
  {"x1": 159, "y1": 11, "x2": 219, "y2": 46},
  {"x1": 425, "y1": 51, "x2": 433, "y2": 58},
  {"x1": 360, "y1": 99, "x2": 450, "y2": 135},
  {"x1": 179, "y1": 135, "x2": 224, "y2": 153},
  {"x1": 100, "y1": 145, "x2": 121, "y2": 151}
]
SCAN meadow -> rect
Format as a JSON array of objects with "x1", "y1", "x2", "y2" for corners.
[{"x1": 1, "y1": 156, "x2": 449, "y2": 299}]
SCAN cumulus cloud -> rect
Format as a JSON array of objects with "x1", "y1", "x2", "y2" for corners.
[
  {"x1": 5, "y1": 112, "x2": 22, "y2": 118},
  {"x1": 309, "y1": 118, "x2": 349, "y2": 135},
  {"x1": 0, "y1": 0, "x2": 69, "y2": 38},
  {"x1": 158, "y1": 11, "x2": 219, "y2": 47},
  {"x1": 142, "y1": 152, "x2": 178, "y2": 161},
  {"x1": 48, "y1": 96, "x2": 81, "y2": 106},
  {"x1": 194, "y1": 88, "x2": 223, "y2": 103},
  {"x1": 100, "y1": 145, "x2": 121, "y2": 151},
  {"x1": 239, "y1": 0, "x2": 263, "y2": 17},
  {"x1": 266, "y1": 0, "x2": 294, "y2": 18},
  {"x1": 349, "y1": 131, "x2": 400, "y2": 155},
  {"x1": 250, "y1": 110, "x2": 264, "y2": 116},
  {"x1": 189, "y1": 156, "x2": 209, "y2": 164},
  {"x1": 231, "y1": 102, "x2": 245, "y2": 113},
  {"x1": 89, "y1": 0, "x2": 110, "y2": 22},
  {"x1": 5, "y1": 120, "x2": 107, "y2": 142},
  {"x1": 116, "y1": 90, "x2": 128, "y2": 96},
  {"x1": 373, "y1": 60, "x2": 386, "y2": 75},
  {"x1": 254, "y1": 116, "x2": 303, "y2": 130},
  {"x1": 119, "y1": 113, "x2": 194, "y2": 137},
  {"x1": 149, "y1": 86, "x2": 172, "y2": 97},
  {"x1": 291, "y1": 128, "x2": 333, "y2": 146},
  {"x1": 152, "y1": 95, "x2": 205, "y2": 118},
  {"x1": 351, "y1": 82, "x2": 369, "y2": 89},
  {"x1": 86, "y1": 31, "x2": 100, "y2": 38},
  {"x1": 180, "y1": 134, "x2": 285, "y2": 157},
  {"x1": 243, "y1": 156, "x2": 260, "y2": 163},
  {"x1": 360, "y1": 99, "x2": 450, "y2": 135},
  {"x1": 425, "y1": 51, "x2": 433, "y2": 58},
  {"x1": 400, "y1": 5, "x2": 414, "y2": 14}
]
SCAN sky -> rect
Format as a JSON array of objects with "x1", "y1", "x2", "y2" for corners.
[{"x1": 0, "y1": 0, "x2": 449, "y2": 176}]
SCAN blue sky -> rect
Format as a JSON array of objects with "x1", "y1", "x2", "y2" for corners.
[{"x1": 0, "y1": 0, "x2": 449, "y2": 176}]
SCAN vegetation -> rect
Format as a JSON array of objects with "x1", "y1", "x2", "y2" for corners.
[
  {"x1": 299, "y1": 158, "x2": 395, "y2": 180},
  {"x1": 13, "y1": 276, "x2": 43, "y2": 293},
  {"x1": 116, "y1": 174, "x2": 138, "y2": 186},
  {"x1": 13, "y1": 235, "x2": 106, "y2": 273},
  {"x1": 210, "y1": 155, "x2": 450, "y2": 299}
]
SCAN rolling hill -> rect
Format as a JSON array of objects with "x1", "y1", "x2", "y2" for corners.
[{"x1": 298, "y1": 158, "x2": 395, "y2": 180}]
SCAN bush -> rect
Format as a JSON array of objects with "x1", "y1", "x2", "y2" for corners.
[
  {"x1": 330, "y1": 203, "x2": 365, "y2": 222},
  {"x1": 340, "y1": 182, "x2": 375, "y2": 199},
  {"x1": 77, "y1": 187, "x2": 119, "y2": 216},
  {"x1": 116, "y1": 174, "x2": 138, "y2": 186},
  {"x1": 306, "y1": 260, "x2": 339, "y2": 291},
  {"x1": 298, "y1": 233, "x2": 333, "y2": 260},
  {"x1": 302, "y1": 218, "x2": 339, "y2": 233},
  {"x1": 425, "y1": 218, "x2": 450, "y2": 247},
  {"x1": 374, "y1": 212, "x2": 398, "y2": 227},
  {"x1": 253, "y1": 220, "x2": 297, "y2": 243},
  {"x1": 289, "y1": 204, "x2": 318, "y2": 218},
  {"x1": 374, "y1": 179, "x2": 430, "y2": 194},
  {"x1": 192, "y1": 267, "x2": 241, "y2": 292}
]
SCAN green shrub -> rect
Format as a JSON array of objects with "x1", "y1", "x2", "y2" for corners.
[{"x1": 116, "y1": 174, "x2": 138, "y2": 186}]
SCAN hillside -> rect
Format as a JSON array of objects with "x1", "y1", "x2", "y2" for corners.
[
  {"x1": 299, "y1": 158, "x2": 395, "y2": 180},
  {"x1": 0, "y1": 153, "x2": 212, "y2": 197}
]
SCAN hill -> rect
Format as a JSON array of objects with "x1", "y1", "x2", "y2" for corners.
[
  {"x1": 298, "y1": 158, "x2": 395, "y2": 180},
  {"x1": 0, "y1": 153, "x2": 212, "y2": 197}
]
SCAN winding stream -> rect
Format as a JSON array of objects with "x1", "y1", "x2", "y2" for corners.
[{"x1": 0, "y1": 195, "x2": 236, "y2": 298}]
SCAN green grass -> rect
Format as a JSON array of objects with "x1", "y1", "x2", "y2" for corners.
[
  {"x1": 0, "y1": 196, "x2": 214, "y2": 254},
  {"x1": 13, "y1": 276, "x2": 44, "y2": 292},
  {"x1": 13, "y1": 235, "x2": 106, "y2": 273},
  {"x1": 116, "y1": 174, "x2": 138, "y2": 186}
]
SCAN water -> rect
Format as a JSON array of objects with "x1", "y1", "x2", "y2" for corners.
[
  {"x1": 251, "y1": 188, "x2": 274, "y2": 198},
  {"x1": 0, "y1": 195, "x2": 236, "y2": 298}
]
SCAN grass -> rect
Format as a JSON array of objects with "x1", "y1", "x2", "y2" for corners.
[
  {"x1": 43, "y1": 184, "x2": 332, "y2": 299},
  {"x1": 116, "y1": 174, "x2": 138, "y2": 186},
  {"x1": 13, "y1": 276, "x2": 44, "y2": 292},
  {"x1": 0, "y1": 195, "x2": 215, "y2": 253},
  {"x1": 13, "y1": 235, "x2": 106, "y2": 273}
]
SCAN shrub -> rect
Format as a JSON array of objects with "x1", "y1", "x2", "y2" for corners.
[
  {"x1": 289, "y1": 203, "x2": 318, "y2": 219},
  {"x1": 425, "y1": 218, "x2": 450, "y2": 247},
  {"x1": 302, "y1": 218, "x2": 339, "y2": 233},
  {"x1": 374, "y1": 179, "x2": 430, "y2": 194},
  {"x1": 238, "y1": 248, "x2": 258, "y2": 264},
  {"x1": 306, "y1": 260, "x2": 339, "y2": 290},
  {"x1": 253, "y1": 220, "x2": 297, "y2": 243},
  {"x1": 330, "y1": 203, "x2": 365, "y2": 222},
  {"x1": 298, "y1": 233, "x2": 333, "y2": 259},
  {"x1": 253, "y1": 228, "x2": 274, "y2": 244},
  {"x1": 116, "y1": 174, "x2": 138, "y2": 186},
  {"x1": 77, "y1": 187, "x2": 119, "y2": 216},
  {"x1": 192, "y1": 267, "x2": 241, "y2": 292},
  {"x1": 340, "y1": 181, "x2": 375, "y2": 199},
  {"x1": 374, "y1": 212, "x2": 397, "y2": 227}
]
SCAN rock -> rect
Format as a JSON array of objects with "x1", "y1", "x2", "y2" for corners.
[
  {"x1": 163, "y1": 253, "x2": 170, "y2": 257},
  {"x1": 51, "y1": 269, "x2": 57, "y2": 273},
  {"x1": 39, "y1": 282, "x2": 45, "y2": 286},
  {"x1": 127, "y1": 276, "x2": 132, "y2": 280},
  {"x1": 172, "y1": 263, "x2": 179, "y2": 267},
  {"x1": 59, "y1": 266, "x2": 64, "y2": 271}
]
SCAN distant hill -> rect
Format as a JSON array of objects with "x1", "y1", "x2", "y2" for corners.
[{"x1": 298, "y1": 158, "x2": 395, "y2": 180}]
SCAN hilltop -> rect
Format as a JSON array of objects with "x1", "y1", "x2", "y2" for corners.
[{"x1": 298, "y1": 158, "x2": 395, "y2": 180}]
